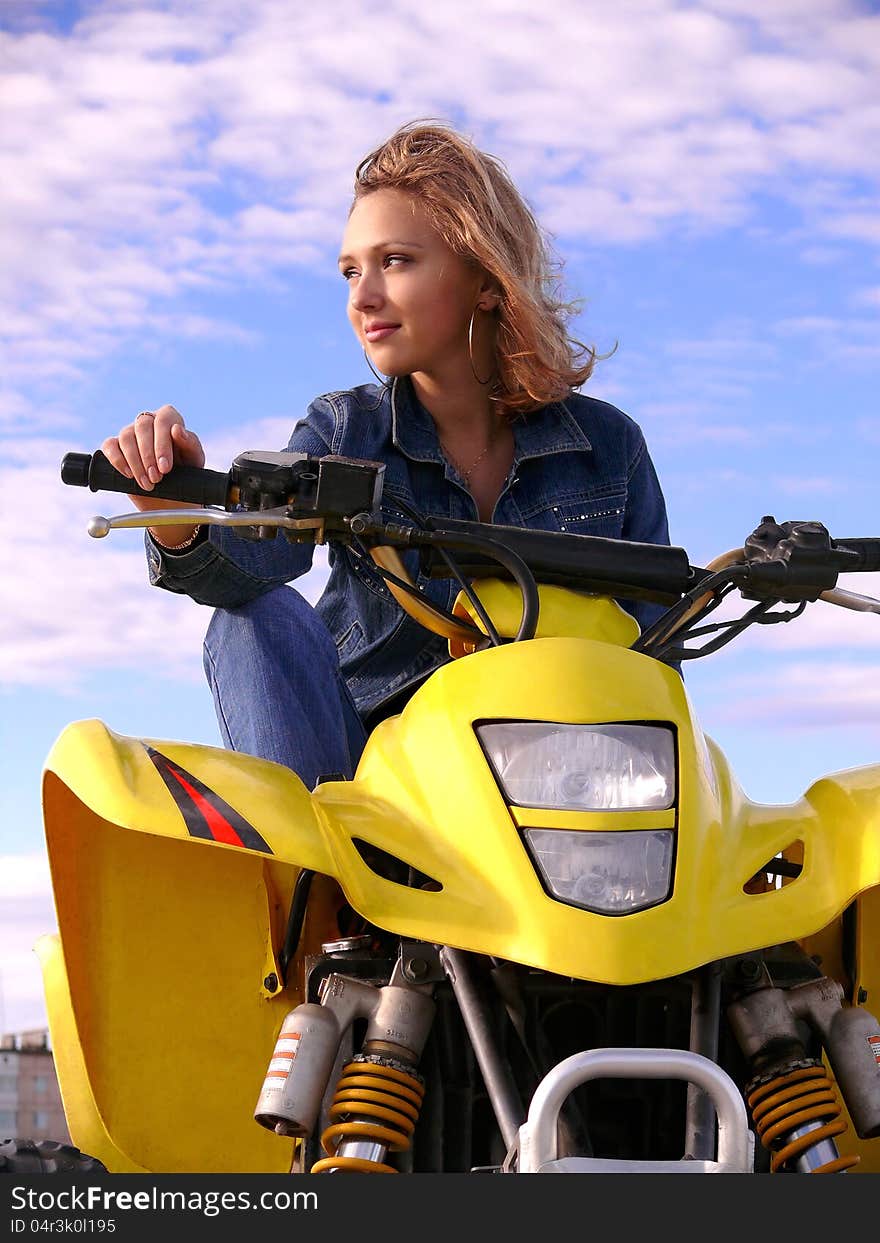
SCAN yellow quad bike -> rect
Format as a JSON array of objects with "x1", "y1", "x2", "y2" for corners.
[{"x1": 27, "y1": 448, "x2": 880, "y2": 1175}]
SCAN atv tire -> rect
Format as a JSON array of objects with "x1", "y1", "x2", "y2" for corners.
[{"x1": 0, "y1": 1138, "x2": 107, "y2": 1174}]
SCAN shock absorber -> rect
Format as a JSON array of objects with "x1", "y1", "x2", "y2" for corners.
[
  {"x1": 254, "y1": 948, "x2": 437, "y2": 1172},
  {"x1": 311, "y1": 1053, "x2": 426, "y2": 1174},
  {"x1": 746, "y1": 1060, "x2": 859, "y2": 1173},
  {"x1": 727, "y1": 964, "x2": 880, "y2": 1173}
]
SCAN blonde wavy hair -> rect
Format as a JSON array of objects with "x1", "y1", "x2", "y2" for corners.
[{"x1": 352, "y1": 120, "x2": 598, "y2": 415}]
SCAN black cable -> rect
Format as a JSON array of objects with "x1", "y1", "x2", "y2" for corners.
[
  {"x1": 409, "y1": 528, "x2": 540, "y2": 642},
  {"x1": 351, "y1": 520, "x2": 540, "y2": 643},
  {"x1": 684, "y1": 600, "x2": 806, "y2": 641},
  {"x1": 662, "y1": 599, "x2": 777, "y2": 662},
  {"x1": 378, "y1": 496, "x2": 503, "y2": 646},
  {"x1": 348, "y1": 535, "x2": 485, "y2": 640},
  {"x1": 679, "y1": 611, "x2": 771, "y2": 642},
  {"x1": 278, "y1": 868, "x2": 315, "y2": 985},
  {"x1": 435, "y1": 546, "x2": 503, "y2": 646},
  {"x1": 632, "y1": 568, "x2": 745, "y2": 656},
  {"x1": 666, "y1": 582, "x2": 736, "y2": 635},
  {"x1": 664, "y1": 597, "x2": 807, "y2": 663},
  {"x1": 754, "y1": 600, "x2": 807, "y2": 625}
]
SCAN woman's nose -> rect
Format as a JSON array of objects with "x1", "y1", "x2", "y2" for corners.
[{"x1": 349, "y1": 271, "x2": 383, "y2": 312}]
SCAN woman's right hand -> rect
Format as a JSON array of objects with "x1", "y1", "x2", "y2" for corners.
[{"x1": 101, "y1": 405, "x2": 207, "y2": 548}]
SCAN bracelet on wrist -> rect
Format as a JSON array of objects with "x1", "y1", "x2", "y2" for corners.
[{"x1": 157, "y1": 526, "x2": 202, "y2": 552}]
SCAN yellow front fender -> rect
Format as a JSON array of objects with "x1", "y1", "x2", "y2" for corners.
[{"x1": 39, "y1": 720, "x2": 342, "y2": 1173}]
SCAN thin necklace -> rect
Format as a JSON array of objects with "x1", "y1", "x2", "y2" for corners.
[{"x1": 440, "y1": 439, "x2": 494, "y2": 486}]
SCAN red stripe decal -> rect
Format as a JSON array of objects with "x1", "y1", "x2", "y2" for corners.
[
  {"x1": 165, "y1": 764, "x2": 246, "y2": 847},
  {"x1": 146, "y1": 745, "x2": 273, "y2": 853}
]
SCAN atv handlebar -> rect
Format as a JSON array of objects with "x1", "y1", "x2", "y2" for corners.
[
  {"x1": 61, "y1": 448, "x2": 700, "y2": 605},
  {"x1": 831, "y1": 539, "x2": 880, "y2": 573},
  {"x1": 61, "y1": 447, "x2": 880, "y2": 660}
]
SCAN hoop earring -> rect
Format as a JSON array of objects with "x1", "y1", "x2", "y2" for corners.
[
  {"x1": 468, "y1": 307, "x2": 494, "y2": 386},
  {"x1": 363, "y1": 348, "x2": 387, "y2": 385}
]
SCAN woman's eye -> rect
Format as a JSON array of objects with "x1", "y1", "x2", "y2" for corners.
[{"x1": 340, "y1": 255, "x2": 409, "y2": 281}]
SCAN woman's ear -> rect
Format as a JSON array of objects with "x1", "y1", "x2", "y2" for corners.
[
  {"x1": 477, "y1": 284, "x2": 502, "y2": 313},
  {"x1": 474, "y1": 268, "x2": 502, "y2": 312}
]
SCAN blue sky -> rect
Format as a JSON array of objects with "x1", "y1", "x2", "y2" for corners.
[{"x1": 2, "y1": 0, "x2": 879, "y2": 1031}]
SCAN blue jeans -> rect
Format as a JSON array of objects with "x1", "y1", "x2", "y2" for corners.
[{"x1": 203, "y1": 586, "x2": 368, "y2": 790}]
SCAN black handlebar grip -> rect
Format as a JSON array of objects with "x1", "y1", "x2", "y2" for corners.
[
  {"x1": 833, "y1": 539, "x2": 880, "y2": 573},
  {"x1": 61, "y1": 450, "x2": 231, "y2": 507},
  {"x1": 60, "y1": 453, "x2": 93, "y2": 488}
]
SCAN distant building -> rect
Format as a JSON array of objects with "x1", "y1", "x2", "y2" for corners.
[{"x1": 0, "y1": 1029, "x2": 70, "y2": 1142}]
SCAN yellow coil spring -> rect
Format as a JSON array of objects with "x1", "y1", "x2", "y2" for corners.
[
  {"x1": 310, "y1": 1060, "x2": 426, "y2": 1174},
  {"x1": 747, "y1": 1065, "x2": 860, "y2": 1174}
]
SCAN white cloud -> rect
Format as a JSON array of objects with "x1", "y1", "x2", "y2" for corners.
[
  {"x1": 0, "y1": 852, "x2": 54, "y2": 1034},
  {"x1": 823, "y1": 211, "x2": 880, "y2": 245},
  {"x1": 2, "y1": 0, "x2": 878, "y2": 689},
  {"x1": 854, "y1": 286, "x2": 880, "y2": 308},
  {"x1": 770, "y1": 475, "x2": 841, "y2": 496},
  {"x1": 0, "y1": 418, "x2": 330, "y2": 689},
  {"x1": 2, "y1": 0, "x2": 879, "y2": 414},
  {"x1": 665, "y1": 334, "x2": 779, "y2": 363},
  {"x1": 651, "y1": 419, "x2": 758, "y2": 446},
  {"x1": 772, "y1": 312, "x2": 880, "y2": 366},
  {"x1": 0, "y1": 447, "x2": 210, "y2": 689},
  {"x1": 620, "y1": 325, "x2": 786, "y2": 445},
  {"x1": 0, "y1": 851, "x2": 52, "y2": 902},
  {"x1": 719, "y1": 658, "x2": 880, "y2": 728}
]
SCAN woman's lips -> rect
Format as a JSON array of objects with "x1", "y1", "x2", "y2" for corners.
[{"x1": 365, "y1": 325, "x2": 400, "y2": 342}]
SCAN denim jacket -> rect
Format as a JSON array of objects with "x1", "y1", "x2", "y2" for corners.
[{"x1": 147, "y1": 377, "x2": 673, "y2": 719}]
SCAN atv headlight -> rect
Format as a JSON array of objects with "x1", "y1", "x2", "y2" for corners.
[
  {"x1": 477, "y1": 723, "x2": 675, "y2": 811},
  {"x1": 523, "y1": 827, "x2": 674, "y2": 914}
]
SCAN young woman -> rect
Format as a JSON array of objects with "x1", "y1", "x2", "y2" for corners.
[{"x1": 100, "y1": 121, "x2": 673, "y2": 790}]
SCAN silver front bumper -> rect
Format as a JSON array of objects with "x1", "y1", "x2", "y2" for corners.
[{"x1": 514, "y1": 1048, "x2": 754, "y2": 1173}]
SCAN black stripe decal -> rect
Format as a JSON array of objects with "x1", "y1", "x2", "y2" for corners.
[{"x1": 146, "y1": 746, "x2": 273, "y2": 854}]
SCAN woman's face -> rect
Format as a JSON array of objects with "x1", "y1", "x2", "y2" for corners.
[{"x1": 339, "y1": 188, "x2": 485, "y2": 381}]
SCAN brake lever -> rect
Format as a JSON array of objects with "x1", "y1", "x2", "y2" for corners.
[
  {"x1": 819, "y1": 587, "x2": 880, "y2": 615},
  {"x1": 87, "y1": 507, "x2": 326, "y2": 540}
]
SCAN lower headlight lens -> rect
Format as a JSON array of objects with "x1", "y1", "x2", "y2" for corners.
[{"x1": 523, "y1": 828, "x2": 674, "y2": 914}]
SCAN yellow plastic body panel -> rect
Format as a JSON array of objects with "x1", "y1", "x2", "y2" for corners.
[
  {"x1": 801, "y1": 889, "x2": 880, "y2": 1173},
  {"x1": 39, "y1": 721, "x2": 343, "y2": 1173},
  {"x1": 448, "y1": 578, "x2": 639, "y2": 656},
  {"x1": 39, "y1": 580, "x2": 880, "y2": 1172},
  {"x1": 35, "y1": 934, "x2": 147, "y2": 1173},
  {"x1": 315, "y1": 636, "x2": 880, "y2": 985}
]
